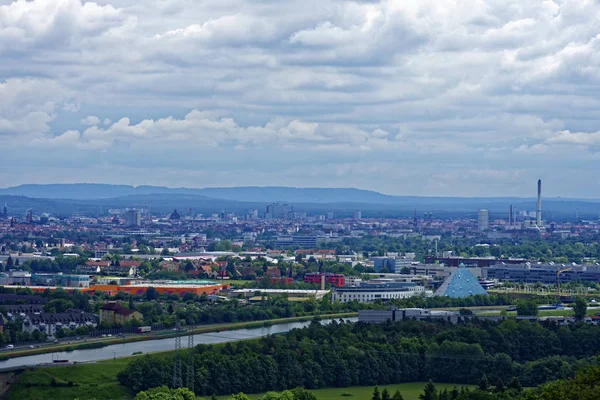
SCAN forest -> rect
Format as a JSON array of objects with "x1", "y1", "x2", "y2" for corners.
[{"x1": 118, "y1": 318, "x2": 600, "y2": 397}]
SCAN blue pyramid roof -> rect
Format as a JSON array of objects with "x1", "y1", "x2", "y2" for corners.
[{"x1": 434, "y1": 268, "x2": 487, "y2": 298}]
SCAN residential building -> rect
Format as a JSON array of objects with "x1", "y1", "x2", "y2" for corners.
[
  {"x1": 124, "y1": 209, "x2": 141, "y2": 227},
  {"x1": 478, "y1": 209, "x2": 489, "y2": 232},
  {"x1": 22, "y1": 312, "x2": 98, "y2": 336},
  {"x1": 76, "y1": 265, "x2": 101, "y2": 275},
  {"x1": 0, "y1": 294, "x2": 48, "y2": 304},
  {"x1": 265, "y1": 203, "x2": 293, "y2": 219},
  {"x1": 95, "y1": 250, "x2": 111, "y2": 259},
  {"x1": 99, "y1": 302, "x2": 143, "y2": 325}
]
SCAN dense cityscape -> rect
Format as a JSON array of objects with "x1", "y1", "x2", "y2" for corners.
[
  {"x1": 0, "y1": 181, "x2": 598, "y2": 399},
  {"x1": 3, "y1": 0, "x2": 600, "y2": 399}
]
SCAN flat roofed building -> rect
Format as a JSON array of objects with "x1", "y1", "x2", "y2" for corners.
[
  {"x1": 333, "y1": 282, "x2": 432, "y2": 303},
  {"x1": 230, "y1": 288, "x2": 329, "y2": 300},
  {"x1": 484, "y1": 263, "x2": 600, "y2": 284},
  {"x1": 304, "y1": 273, "x2": 345, "y2": 287},
  {"x1": 359, "y1": 308, "x2": 460, "y2": 324}
]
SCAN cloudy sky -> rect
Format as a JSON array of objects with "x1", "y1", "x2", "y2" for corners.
[{"x1": 1, "y1": 0, "x2": 600, "y2": 197}]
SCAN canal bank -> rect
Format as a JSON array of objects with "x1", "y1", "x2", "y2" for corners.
[
  {"x1": 0, "y1": 312, "x2": 357, "y2": 363},
  {"x1": 0, "y1": 315, "x2": 358, "y2": 369}
]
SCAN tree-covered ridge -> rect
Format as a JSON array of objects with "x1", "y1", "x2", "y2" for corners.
[{"x1": 118, "y1": 319, "x2": 600, "y2": 396}]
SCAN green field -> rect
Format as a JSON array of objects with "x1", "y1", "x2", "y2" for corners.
[
  {"x1": 217, "y1": 383, "x2": 474, "y2": 400},
  {"x1": 6, "y1": 359, "x2": 134, "y2": 400},
  {"x1": 7, "y1": 360, "x2": 470, "y2": 400}
]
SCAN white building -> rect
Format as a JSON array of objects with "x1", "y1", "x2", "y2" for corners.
[
  {"x1": 332, "y1": 283, "x2": 432, "y2": 303},
  {"x1": 344, "y1": 276, "x2": 363, "y2": 287},
  {"x1": 22, "y1": 312, "x2": 98, "y2": 336},
  {"x1": 478, "y1": 209, "x2": 489, "y2": 232}
]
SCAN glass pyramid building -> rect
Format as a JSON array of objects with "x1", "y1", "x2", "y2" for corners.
[{"x1": 434, "y1": 267, "x2": 488, "y2": 298}]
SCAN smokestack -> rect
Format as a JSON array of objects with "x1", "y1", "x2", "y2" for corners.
[
  {"x1": 321, "y1": 274, "x2": 325, "y2": 291},
  {"x1": 509, "y1": 205, "x2": 513, "y2": 225},
  {"x1": 536, "y1": 179, "x2": 542, "y2": 227}
]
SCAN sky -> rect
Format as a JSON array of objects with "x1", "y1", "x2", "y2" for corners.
[{"x1": 1, "y1": 0, "x2": 600, "y2": 198}]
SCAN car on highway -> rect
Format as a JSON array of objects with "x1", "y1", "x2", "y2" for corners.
[{"x1": 6, "y1": 345, "x2": 13, "y2": 349}]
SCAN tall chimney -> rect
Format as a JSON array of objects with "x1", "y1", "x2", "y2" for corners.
[
  {"x1": 536, "y1": 179, "x2": 542, "y2": 227},
  {"x1": 321, "y1": 274, "x2": 325, "y2": 291},
  {"x1": 509, "y1": 205, "x2": 513, "y2": 225}
]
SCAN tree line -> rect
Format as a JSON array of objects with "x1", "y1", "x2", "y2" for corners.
[{"x1": 117, "y1": 318, "x2": 600, "y2": 396}]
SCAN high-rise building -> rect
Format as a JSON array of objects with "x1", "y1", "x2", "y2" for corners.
[
  {"x1": 353, "y1": 211, "x2": 362, "y2": 220},
  {"x1": 265, "y1": 203, "x2": 293, "y2": 219},
  {"x1": 124, "y1": 209, "x2": 141, "y2": 227},
  {"x1": 327, "y1": 211, "x2": 334, "y2": 220},
  {"x1": 2, "y1": 204, "x2": 7, "y2": 219},
  {"x1": 536, "y1": 179, "x2": 543, "y2": 227},
  {"x1": 477, "y1": 209, "x2": 489, "y2": 232}
]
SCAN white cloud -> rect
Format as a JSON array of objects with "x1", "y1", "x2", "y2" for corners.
[
  {"x1": 2, "y1": 0, "x2": 600, "y2": 196},
  {"x1": 81, "y1": 116, "x2": 101, "y2": 126},
  {"x1": 0, "y1": 0, "x2": 126, "y2": 53}
]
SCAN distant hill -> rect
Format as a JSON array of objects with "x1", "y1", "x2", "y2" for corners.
[
  {"x1": 0, "y1": 183, "x2": 555, "y2": 205},
  {"x1": 0, "y1": 184, "x2": 197, "y2": 200},
  {"x1": 1, "y1": 183, "x2": 600, "y2": 219},
  {"x1": 0, "y1": 184, "x2": 402, "y2": 203}
]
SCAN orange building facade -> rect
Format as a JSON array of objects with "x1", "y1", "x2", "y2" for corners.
[{"x1": 24, "y1": 283, "x2": 227, "y2": 297}]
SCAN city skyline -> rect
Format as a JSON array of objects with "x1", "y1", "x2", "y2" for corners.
[{"x1": 2, "y1": 0, "x2": 600, "y2": 197}]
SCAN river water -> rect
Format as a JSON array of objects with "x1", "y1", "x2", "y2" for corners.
[{"x1": 0, "y1": 318, "x2": 357, "y2": 369}]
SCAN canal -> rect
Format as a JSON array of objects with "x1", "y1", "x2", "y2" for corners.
[{"x1": 0, "y1": 318, "x2": 357, "y2": 369}]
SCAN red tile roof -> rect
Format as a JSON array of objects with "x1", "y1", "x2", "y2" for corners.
[{"x1": 100, "y1": 302, "x2": 136, "y2": 316}]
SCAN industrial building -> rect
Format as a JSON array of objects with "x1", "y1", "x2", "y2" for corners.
[
  {"x1": 0, "y1": 282, "x2": 227, "y2": 297},
  {"x1": 358, "y1": 308, "x2": 460, "y2": 324},
  {"x1": 332, "y1": 282, "x2": 431, "y2": 303},
  {"x1": 0, "y1": 271, "x2": 31, "y2": 286},
  {"x1": 484, "y1": 263, "x2": 600, "y2": 284},
  {"x1": 230, "y1": 288, "x2": 329, "y2": 301},
  {"x1": 29, "y1": 273, "x2": 90, "y2": 288}
]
